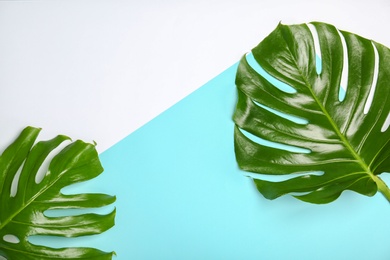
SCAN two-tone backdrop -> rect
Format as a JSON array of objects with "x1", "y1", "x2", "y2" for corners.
[{"x1": 1, "y1": 1, "x2": 390, "y2": 259}]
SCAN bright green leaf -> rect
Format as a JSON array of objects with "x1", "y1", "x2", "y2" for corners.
[
  {"x1": 0, "y1": 126, "x2": 116, "y2": 259},
  {"x1": 233, "y1": 22, "x2": 390, "y2": 204}
]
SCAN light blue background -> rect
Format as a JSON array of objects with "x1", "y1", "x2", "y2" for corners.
[{"x1": 91, "y1": 63, "x2": 390, "y2": 259}]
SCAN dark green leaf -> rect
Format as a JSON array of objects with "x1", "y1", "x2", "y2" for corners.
[
  {"x1": 0, "y1": 126, "x2": 115, "y2": 259},
  {"x1": 234, "y1": 22, "x2": 390, "y2": 204}
]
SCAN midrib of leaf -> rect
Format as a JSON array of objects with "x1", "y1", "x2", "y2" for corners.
[
  {"x1": 277, "y1": 27, "x2": 390, "y2": 202},
  {"x1": 0, "y1": 162, "x2": 83, "y2": 231}
]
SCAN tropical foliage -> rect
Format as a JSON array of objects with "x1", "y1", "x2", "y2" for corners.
[
  {"x1": 234, "y1": 22, "x2": 390, "y2": 204},
  {"x1": 0, "y1": 126, "x2": 115, "y2": 259}
]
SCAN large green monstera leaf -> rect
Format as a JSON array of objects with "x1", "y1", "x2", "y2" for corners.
[
  {"x1": 0, "y1": 126, "x2": 115, "y2": 259},
  {"x1": 234, "y1": 22, "x2": 390, "y2": 204}
]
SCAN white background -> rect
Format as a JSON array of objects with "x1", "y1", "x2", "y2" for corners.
[{"x1": 1, "y1": 0, "x2": 390, "y2": 153}]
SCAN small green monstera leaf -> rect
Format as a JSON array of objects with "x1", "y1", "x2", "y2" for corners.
[
  {"x1": 234, "y1": 22, "x2": 390, "y2": 204},
  {"x1": 0, "y1": 126, "x2": 115, "y2": 259}
]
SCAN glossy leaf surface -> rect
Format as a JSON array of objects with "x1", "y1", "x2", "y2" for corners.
[
  {"x1": 0, "y1": 127, "x2": 115, "y2": 259},
  {"x1": 234, "y1": 22, "x2": 390, "y2": 204}
]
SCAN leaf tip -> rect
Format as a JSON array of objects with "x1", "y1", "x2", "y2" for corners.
[{"x1": 26, "y1": 125, "x2": 42, "y2": 131}]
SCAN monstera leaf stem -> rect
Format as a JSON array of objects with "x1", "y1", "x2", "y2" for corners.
[{"x1": 374, "y1": 176, "x2": 390, "y2": 202}]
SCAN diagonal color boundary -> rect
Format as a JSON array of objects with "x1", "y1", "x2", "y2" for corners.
[{"x1": 35, "y1": 63, "x2": 390, "y2": 259}]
